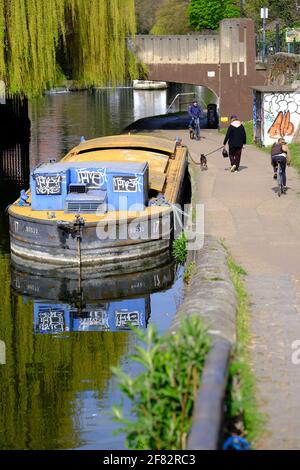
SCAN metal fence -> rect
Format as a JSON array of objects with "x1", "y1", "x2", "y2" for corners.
[{"x1": 256, "y1": 29, "x2": 300, "y2": 61}]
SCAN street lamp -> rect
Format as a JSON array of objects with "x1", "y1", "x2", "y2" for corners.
[{"x1": 261, "y1": 7, "x2": 269, "y2": 62}]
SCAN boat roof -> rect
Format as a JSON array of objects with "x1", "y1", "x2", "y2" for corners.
[
  {"x1": 64, "y1": 134, "x2": 177, "y2": 157},
  {"x1": 32, "y1": 161, "x2": 148, "y2": 174}
]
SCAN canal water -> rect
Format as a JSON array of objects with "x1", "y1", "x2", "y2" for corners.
[{"x1": 0, "y1": 84, "x2": 214, "y2": 450}]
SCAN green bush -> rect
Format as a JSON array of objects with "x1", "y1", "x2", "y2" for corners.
[
  {"x1": 189, "y1": 0, "x2": 240, "y2": 31},
  {"x1": 112, "y1": 316, "x2": 211, "y2": 450},
  {"x1": 172, "y1": 232, "x2": 188, "y2": 264}
]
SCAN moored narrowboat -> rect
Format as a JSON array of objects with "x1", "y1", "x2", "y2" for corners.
[{"x1": 8, "y1": 134, "x2": 188, "y2": 275}]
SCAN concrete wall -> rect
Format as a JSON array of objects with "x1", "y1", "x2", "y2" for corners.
[
  {"x1": 135, "y1": 19, "x2": 250, "y2": 68},
  {"x1": 135, "y1": 35, "x2": 220, "y2": 65}
]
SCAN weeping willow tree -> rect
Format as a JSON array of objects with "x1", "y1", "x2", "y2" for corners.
[{"x1": 0, "y1": 0, "x2": 138, "y2": 97}]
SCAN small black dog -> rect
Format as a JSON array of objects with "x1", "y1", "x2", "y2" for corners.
[{"x1": 200, "y1": 153, "x2": 208, "y2": 170}]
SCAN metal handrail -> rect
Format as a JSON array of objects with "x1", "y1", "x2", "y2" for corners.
[{"x1": 166, "y1": 92, "x2": 196, "y2": 113}]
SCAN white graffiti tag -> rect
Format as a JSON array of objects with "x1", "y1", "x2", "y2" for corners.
[
  {"x1": 76, "y1": 168, "x2": 107, "y2": 187},
  {"x1": 113, "y1": 175, "x2": 143, "y2": 192},
  {"x1": 35, "y1": 174, "x2": 61, "y2": 195},
  {"x1": 115, "y1": 310, "x2": 142, "y2": 329},
  {"x1": 38, "y1": 308, "x2": 65, "y2": 332},
  {"x1": 78, "y1": 310, "x2": 109, "y2": 331}
]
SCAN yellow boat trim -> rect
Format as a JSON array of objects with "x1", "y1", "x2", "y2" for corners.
[{"x1": 9, "y1": 204, "x2": 171, "y2": 223}]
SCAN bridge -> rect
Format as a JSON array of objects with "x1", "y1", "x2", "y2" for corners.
[{"x1": 133, "y1": 19, "x2": 267, "y2": 124}]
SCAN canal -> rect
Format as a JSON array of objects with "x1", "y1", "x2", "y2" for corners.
[{"x1": 0, "y1": 84, "x2": 215, "y2": 450}]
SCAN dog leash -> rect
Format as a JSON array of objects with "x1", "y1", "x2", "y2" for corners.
[{"x1": 187, "y1": 146, "x2": 224, "y2": 165}]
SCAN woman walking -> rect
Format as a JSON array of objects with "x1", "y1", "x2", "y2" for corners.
[{"x1": 223, "y1": 115, "x2": 247, "y2": 172}]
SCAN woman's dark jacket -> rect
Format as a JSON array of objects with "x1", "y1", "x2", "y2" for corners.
[{"x1": 223, "y1": 120, "x2": 246, "y2": 148}]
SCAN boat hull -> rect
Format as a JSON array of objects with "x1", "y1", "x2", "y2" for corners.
[{"x1": 9, "y1": 209, "x2": 174, "y2": 276}]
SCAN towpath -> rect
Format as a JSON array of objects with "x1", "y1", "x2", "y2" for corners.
[{"x1": 163, "y1": 129, "x2": 300, "y2": 449}]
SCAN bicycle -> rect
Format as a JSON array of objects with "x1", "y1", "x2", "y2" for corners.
[
  {"x1": 276, "y1": 162, "x2": 285, "y2": 197},
  {"x1": 189, "y1": 117, "x2": 200, "y2": 141}
]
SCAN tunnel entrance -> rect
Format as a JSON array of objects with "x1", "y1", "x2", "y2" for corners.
[{"x1": 125, "y1": 82, "x2": 219, "y2": 132}]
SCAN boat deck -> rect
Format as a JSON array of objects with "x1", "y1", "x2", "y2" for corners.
[{"x1": 9, "y1": 134, "x2": 187, "y2": 223}]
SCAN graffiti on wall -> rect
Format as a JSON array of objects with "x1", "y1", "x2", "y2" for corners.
[
  {"x1": 113, "y1": 175, "x2": 143, "y2": 193},
  {"x1": 37, "y1": 307, "x2": 65, "y2": 333},
  {"x1": 76, "y1": 168, "x2": 107, "y2": 188},
  {"x1": 264, "y1": 92, "x2": 300, "y2": 145},
  {"x1": 35, "y1": 174, "x2": 61, "y2": 195},
  {"x1": 115, "y1": 309, "x2": 142, "y2": 329},
  {"x1": 76, "y1": 310, "x2": 110, "y2": 331}
]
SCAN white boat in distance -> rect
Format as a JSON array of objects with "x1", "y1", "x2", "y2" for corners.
[
  {"x1": 133, "y1": 80, "x2": 168, "y2": 90},
  {"x1": 45, "y1": 87, "x2": 70, "y2": 95}
]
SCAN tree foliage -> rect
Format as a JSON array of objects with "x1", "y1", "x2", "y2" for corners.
[
  {"x1": 244, "y1": 0, "x2": 300, "y2": 28},
  {"x1": 189, "y1": 0, "x2": 239, "y2": 31},
  {"x1": 135, "y1": 0, "x2": 161, "y2": 33},
  {"x1": 0, "y1": 0, "x2": 137, "y2": 97},
  {"x1": 150, "y1": 0, "x2": 191, "y2": 35}
]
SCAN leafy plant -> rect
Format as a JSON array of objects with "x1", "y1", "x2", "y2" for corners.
[
  {"x1": 172, "y1": 232, "x2": 188, "y2": 264},
  {"x1": 183, "y1": 261, "x2": 196, "y2": 284},
  {"x1": 112, "y1": 316, "x2": 211, "y2": 450}
]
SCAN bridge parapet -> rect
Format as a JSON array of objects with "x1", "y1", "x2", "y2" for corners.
[
  {"x1": 134, "y1": 19, "x2": 252, "y2": 72},
  {"x1": 134, "y1": 35, "x2": 219, "y2": 65}
]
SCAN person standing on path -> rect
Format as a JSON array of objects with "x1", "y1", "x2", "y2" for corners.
[{"x1": 223, "y1": 115, "x2": 247, "y2": 172}]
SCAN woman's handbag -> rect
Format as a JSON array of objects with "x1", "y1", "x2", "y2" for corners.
[{"x1": 222, "y1": 148, "x2": 229, "y2": 158}]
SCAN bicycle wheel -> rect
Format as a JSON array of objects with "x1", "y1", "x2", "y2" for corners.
[{"x1": 277, "y1": 170, "x2": 282, "y2": 197}]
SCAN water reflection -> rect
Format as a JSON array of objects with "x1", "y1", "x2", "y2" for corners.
[
  {"x1": 11, "y1": 262, "x2": 175, "y2": 334},
  {"x1": 0, "y1": 259, "x2": 179, "y2": 449},
  {"x1": 28, "y1": 84, "x2": 216, "y2": 166}
]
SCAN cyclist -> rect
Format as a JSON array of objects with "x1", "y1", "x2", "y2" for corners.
[
  {"x1": 271, "y1": 137, "x2": 291, "y2": 191},
  {"x1": 188, "y1": 100, "x2": 203, "y2": 139}
]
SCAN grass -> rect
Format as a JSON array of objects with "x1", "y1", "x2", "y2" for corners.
[
  {"x1": 289, "y1": 143, "x2": 300, "y2": 176},
  {"x1": 223, "y1": 245, "x2": 264, "y2": 447},
  {"x1": 183, "y1": 261, "x2": 196, "y2": 283}
]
